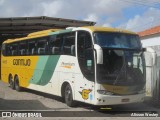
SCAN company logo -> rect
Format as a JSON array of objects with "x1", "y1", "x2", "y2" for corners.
[
  {"x1": 13, "y1": 59, "x2": 31, "y2": 66},
  {"x1": 61, "y1": 62, "x2": 75, "y2": 69},
  {"x1": 2, "y1": 112, "x2": 11, "y2": 117},
  {"x1": 1, "y1": 112, "x2": 42, "y2": 118},
  {"x1": 79, "y1": 89, "x2": 92, "y2": 100}
]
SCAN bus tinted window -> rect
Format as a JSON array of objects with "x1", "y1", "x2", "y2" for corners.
[
  {"x1": 11, "y1": 43, "x2": 18, "y2": 56},
  {"x1": 63, "y1": 32, "x2": 75, "y2": 56},
  {"x1": 49, "y1": 35, "x2": 62, "y2": 55},
  {"x1": 6, "y1": 45, "x2": 11, "y2": 56},
  {"x1": 94, "y1": 32, "x2": 141, "y2": 49},
  {"x1": 19, "y1": 41, "x2": 27, "y2": 56},
  {"x1": 28, "y1": 40, "x2": 37, "y2": 55},
  {"x1": 2, "y1": 44, "x2": 6, "y2": 56},
  {"x1": 37, "y1": 37, "x2": 48, "y2": 55}
]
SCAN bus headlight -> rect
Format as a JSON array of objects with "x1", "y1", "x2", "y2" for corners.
[{"x1": 97, "y1": 90, "x2": 113, "y2": 95}]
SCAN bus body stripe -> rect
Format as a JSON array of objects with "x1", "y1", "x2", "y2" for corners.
[
  {"x1": 29, "y1": 56, "x2": 48, "y2": 84},
  {"x1": 29, "y1": 55, "x2": 60, "y2": 86}
]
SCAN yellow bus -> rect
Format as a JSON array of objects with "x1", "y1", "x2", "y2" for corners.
[{"x1": 1, "y1": 26, "x2": 146, "y2": 106}]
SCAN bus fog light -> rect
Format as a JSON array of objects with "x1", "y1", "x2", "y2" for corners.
[{"x1": 97, "y1": 90, "x2": 113, "y2": 95}]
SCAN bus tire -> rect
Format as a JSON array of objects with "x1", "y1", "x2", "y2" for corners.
[
  {"x1": 14, "y1": 76, "x2": 21, "y2": 92},
  {"x1": 64, "y1": 84, "x2": 75, "y2": 107},
  {"x1": 9, "y1": 75, "x2": 14, "y2": 89}
]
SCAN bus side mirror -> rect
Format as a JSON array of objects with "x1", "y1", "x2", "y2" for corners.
[{"x1": 94, "y1": 44, "x2": 103, "y2": 64}]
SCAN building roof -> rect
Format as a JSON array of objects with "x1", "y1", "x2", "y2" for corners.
[
  {"x1": 138, "y1": 25, "x2": 160, "y2": 37},
  {"x1": 0, "y1": 16, "x2": 95, "y2": 34},
  {"x1": 0, "y1": 16, "x2": 96, "y2": 42}
]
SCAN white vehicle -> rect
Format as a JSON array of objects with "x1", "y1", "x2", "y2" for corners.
[{"x1": 1, "y1": 26, "x2": 146, "y2": 106}]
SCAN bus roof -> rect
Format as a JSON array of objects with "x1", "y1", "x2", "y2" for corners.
[
  {"x1": 3, "y1": 26, "x2": 137, "y2": 44},
  {"x1": 3, "y1": 29, "x2": 61, "y2": 44},
  {"x1": 27, "y1": 29, "x2": 61, "y2": 37},
  {"x1": 81, "y1": 26, "x2": 137, "y2": 35}
]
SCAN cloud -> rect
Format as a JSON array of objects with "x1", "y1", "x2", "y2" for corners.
[
  {"x1": 103, "y1": 23, "x2": 112, "y2": 27},
  {"x1": 118, "y1": 8, "x2": 160, "y2": 32},
  {"x1": 0, "y1": 0, "x2": 131, "y2": 22},
  {"x1": 0, "y1": 0, "x2": 45, "y2": 17},
  {"x1": 0, "y1": 0, "x2": 160, "y2": 32},
  {"x1": 41, "y1": 1, "x2": 63, "y2": 17},
  {"x1": 84, "y1": 13, "x2": 98, "y2": 22},
  {"x1": 0, "y1": 0, "x2": 4, "y2": 5}
]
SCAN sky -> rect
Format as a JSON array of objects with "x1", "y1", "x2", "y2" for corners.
[{"x1": 0, "y1": 0, "x2": 160, "y2": 32}]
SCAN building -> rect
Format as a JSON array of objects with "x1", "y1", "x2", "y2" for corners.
[
  {"x1": 0, "y1": 16, "x2": 96, "y2": 45},
  {"x1": 138, "y1": 26, "x2": 160, "y2": 103},
  {"x1": 138, "y1": 25, "x2": 160, "y2": 49}
]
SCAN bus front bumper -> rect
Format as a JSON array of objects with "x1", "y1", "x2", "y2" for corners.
[{"x1": 94, "y1": 93, "x2": 145, "y2": 105}]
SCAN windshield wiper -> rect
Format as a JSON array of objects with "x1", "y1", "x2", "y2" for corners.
[
  {"x1": 113, "y1": 64, "x2": 126, "y2": 85},
  {"x1": 102, "y1": 47, "x2": 141, "y2": 51}
]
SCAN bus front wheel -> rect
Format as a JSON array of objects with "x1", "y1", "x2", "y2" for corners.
[
  {"x1": 9, "y1": 75, "x2": 14, "y2": 89},
  {"x1": 64, "y1": 84, "x2": 75, "y2": 107},
  {"x1": 14, "y1": 76, "x2": 21, "y2": 92}
]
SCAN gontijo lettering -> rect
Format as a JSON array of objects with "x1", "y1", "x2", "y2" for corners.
[{"x1": 13, "y1": 59, "x2": 31, "y2": 66}]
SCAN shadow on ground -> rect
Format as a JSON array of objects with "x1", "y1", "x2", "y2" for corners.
[
  {"x1": 0, "y1": 87, "x2": 66, "y2": 110},
  {"x1": 24, "y1": 88, "x2": 64, "y2": 102},
  {"x1": 0, "y1": 86, "x2": 159, "y2": 117},
  {"x1": 0, "y1": 97, "x2": 50, "y2": 110}
]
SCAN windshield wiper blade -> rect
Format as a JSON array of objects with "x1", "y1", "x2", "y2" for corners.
[{"x1": 102, "y1": 47, "x2": 141, "y2": 51}]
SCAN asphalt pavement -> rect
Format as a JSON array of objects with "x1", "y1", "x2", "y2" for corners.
[{"x1": 0, "y1": 80, "x2": 160, "y2": 119}]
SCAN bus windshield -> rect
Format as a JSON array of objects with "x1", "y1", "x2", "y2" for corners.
[
  {"x1": 94, "y1": 32, "x2": 141, "y2": 49},
  {"x1": 95, "y1": 32, "x2": 145, "y2": 94}
]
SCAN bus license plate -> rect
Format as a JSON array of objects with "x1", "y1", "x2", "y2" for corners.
[{"x1": 121, "y1": 98, "x2": 130, "y2": 102}]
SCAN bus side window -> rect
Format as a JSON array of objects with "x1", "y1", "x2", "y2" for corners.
[
  {"x1": 2, "y1": 44, "x2": 6, "y2": 56},
  {"x1": 49, "y1": 35, "x2": 62, "y2": 55},
  {"x1": 37, "y1": 37, "x2": 48, "y2": 55},
  {"x1": 19, "y1": 41, "x2": 27, "y2": 56},
  {"x1": 28, "y1": 40, "x2": 37, "y2": 55},
  {"x1": 11, "y1": 43, "x2": 18, "y2": 56},
  {"x1": 62, "y1": 32, "x2": 75, "y2": 56},
  {"x1": 6, "y1": 44, "x2": 11, "y2": 56}
]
